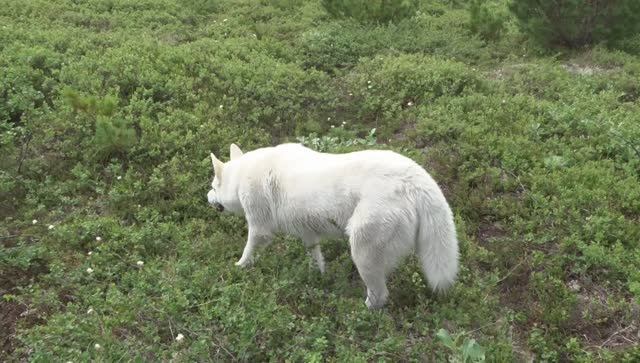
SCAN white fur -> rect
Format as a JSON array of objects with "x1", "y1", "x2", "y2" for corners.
[{"x1": 207, "y1": 143, "x2": 459, "y2": 309}]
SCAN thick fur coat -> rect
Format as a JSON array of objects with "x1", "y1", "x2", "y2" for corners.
[{"x1": 207, "y1": 143, "x2": 459, "y2": 309}]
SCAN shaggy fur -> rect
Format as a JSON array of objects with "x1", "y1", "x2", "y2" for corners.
[{"x1": 207, "y1": 143, "x2": 459, "y2": 309}]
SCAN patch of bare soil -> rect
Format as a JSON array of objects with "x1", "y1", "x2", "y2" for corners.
[
  {"x1": 1, "y1": 270, "x2": 27, "y2": 359},
  {"x1": 0, "y1": 239, "x2": 48, "y2": 360},
  {"x1": 567, "y1": 281, "x2": 639, "y2": 352}
]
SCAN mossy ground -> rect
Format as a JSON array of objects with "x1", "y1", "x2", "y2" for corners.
[{"x1": 1, "y1": 1, "x2": 639, "y2": 361}]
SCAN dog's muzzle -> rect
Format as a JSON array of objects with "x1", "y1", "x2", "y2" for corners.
[{"x1": 213, "y1": 202, "x2": 224, "y2": 212}]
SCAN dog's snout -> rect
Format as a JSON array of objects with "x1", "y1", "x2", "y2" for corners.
[{"x1": 214, "y1": 202, "x2": 224, "y2": 212}]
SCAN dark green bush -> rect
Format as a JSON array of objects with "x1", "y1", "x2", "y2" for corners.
[
  {"x1": 509, "y1": 0, "x2": 640, "y2": 47},
  {"x1": 321, "y1": 0, "x2": 419, "y2": 24},
  {"x1": 469, "y1": 0, "x2": 508, "y2": 40},
  {"x1": 345, "y1": 53, "x2": 484, "y2": 130}
]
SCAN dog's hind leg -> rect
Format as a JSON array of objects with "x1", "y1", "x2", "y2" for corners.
[
  {"x1": 303, "y1": 234, "x2": 325, "y2": 274},
  {"x1": 309, "y1": 244, "x2": 325, "y2": 273},
  {"x1": 348, "y1": 204, "x2": 416, "y2": 309},
  {"x1": 351, "y1": 243, "x2": 388, "y2": 309}
]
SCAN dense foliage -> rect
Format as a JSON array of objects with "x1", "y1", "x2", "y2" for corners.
[
  {"x1": 510, "y1": 0, "x2": 640, "y2": 47},
  {"x1": 321, "y1": 0, "x2": 420, "y2": 24},
  {"x1": 1, "y1": 0, "x2": 639, "y2": 361}
]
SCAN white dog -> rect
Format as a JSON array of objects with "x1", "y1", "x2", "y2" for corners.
[{"x1": 207, "y1": 143, "x2": 459, "y2": 309}]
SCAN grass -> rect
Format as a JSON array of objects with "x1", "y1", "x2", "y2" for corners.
[{"x1": 1, "y1": 0, "x2": 639, "y2": 361}]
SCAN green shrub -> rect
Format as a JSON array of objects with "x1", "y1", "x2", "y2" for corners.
[
  {"x1": 93, "y1": 116, "x2": 137, "y2": 160},
  {"x1": 321, "y1": 0, "x2": 419, "y2": 24},
  {"x1": 300, "y1": 22, "x2": 375, "y2": 72},
  {"x1": 509, "y1": 0, "x2": 640, "y2": 48},
  {"x1": 469, "y1": 0, "x2": 508, "y2": 40},
  {"x1": 345, "y1": 53, "x2": 484, "y2": 133}
]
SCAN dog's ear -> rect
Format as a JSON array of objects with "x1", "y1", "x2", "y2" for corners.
[
  {"x1": 230, "y1": 143, "x2": 243, "y2": 160},
  {"x1": 210, "y1": 152, "x2": 224, "y2": 179}
]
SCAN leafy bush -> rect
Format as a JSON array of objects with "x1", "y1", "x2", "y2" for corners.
[
  {"x1": 321, "y1": 0, "x2": 419, "y2": 24},
  {"x1": 345, "y1": 53, "x2": 484, "y2": 133},
  {"x1": 469, "y1": 0, "x2": 508, "y2": 40},
  {"x1": 509, "y1": 0, "x2": 640, "y2": 47},
  {"x1": 93, "y1": 117, "x2": 137, "y2": 160},
  {"x1": 63, "y1": 89, "x2": 137, "y2": 160},
  {"x1": 3, "y1": 0, "x2": 640, "y2": 361},
  {"x1": 436, "y1": 328, "x2": 486, "y2": 363}
]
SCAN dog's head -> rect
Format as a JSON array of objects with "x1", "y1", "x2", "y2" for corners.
[{"x1": 207, "y1": 143, "x2": 243, "y2": 214}]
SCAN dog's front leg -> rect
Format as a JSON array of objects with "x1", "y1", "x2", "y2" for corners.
[{"x1": 236, "y1": 228, "x2": 272, "y2": 268}]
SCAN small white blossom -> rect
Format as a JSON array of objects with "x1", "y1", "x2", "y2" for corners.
[
  {"x1": 176, "y1": 333, "x2": 185, "y2": 342},
  {"x1": 348, "y1": 93, "x2": 353, "y2": 96},
  {"x1": 136, "y1": 260, "x2": 144, "y2": 267},
  {"x1": 223, "y1": 18, "x2": 228, "y2": 22},
  {"x1": 96, "y1": 236, "x2": 102, "y2": 242},
  {"x1": 330, "y1": 125, "x2": 335, "y2": 128},
  {"x1": 568, "y1": 280, "x2": 581, "y2": 292},
  {"x1": 94, "y1": 343, "x2": 101, "y2": 350},
  {"x1": 48, "y1": 224, "x2": 55, "y2": 230},
  {"x1": 86, "y1": 268, "x2": 94, "y2": 274},
  {"x1": 367, "y1": 85, "x2": 372, "y2": 89},
  {"x1": 341, "y1": 121, "x2": 346, "y2": 126},
  {"x1": 502, "y1": 99, "x2": 506, "y2": 104},
  {"x1": 219, "y1": 105, "x2": 223, "y2": 109},
  {"x1": 367, "y1": 80, "x2": 371, "y2": 84},
  {"x1": 327, "y1": 117, "x2": 331, "y2": 121},
  {"x1": 116, "y1": 176, "x2": 122, "y2": 180},
  {"x1": 32, "y1": 219, "x2": 38, "y2": 224},
  {"x1": 87, "y1": 251, "x2": 93, "y2": 256},
  {"x1": 407, "y1": 101, "x2": 413, "y2": 106},
  {"x1": 87, "y1": 308, "x2": 94, "y2": 314}
]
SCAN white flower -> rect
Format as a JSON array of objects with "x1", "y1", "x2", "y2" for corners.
[
  {"x1": 87, "y1": 308, "x2": 94, "y2": 314},
  {"x1": 32, "y1": 219, "x2": 38, "y2": 224},
  {"x1": 330, "y1": 125, "x2": 335, "y2": 128},
  {"x1": 341, "y1": 121, "x2": 346, "y2": 126},
  {"x1": 48, "y1": 224, "x2": 55, "y2": 230},
  {"x1": 96, "y1": 236, "x2": 102, "y2": 242},
  {"x1": 86, "y1": 268, "x2": 94, "y2": 274},
  {"x1": 367, "y1": 85, "x2": 372, "y2": 89},
  {"x1": 176, "y1": 333, "x2": 185, "y2": 342},
  {"x1": 87, "y1": 251, "x2": 93, "y2": 256},
  {"x1": 502, "y1": 99, "x2": 506, "y2": 104},
  {"x1": 223, "y1": 18, "x2": 228, "y2": 22},
  {"x1": 568, "y1": 280, "x2": 581, "y2": 292},
  {"x1": 407, "y1": 101, "x2": 413, "y2": 106},
  {"x1": 116, "y1": 176, "x2": 122, "y2": 180},
  {"x1": 367, "y1": 80, "x2": 371, "y2": 84},
  {"x1": 136, "y1": 260, "x2": 144, "y2": 267},
  {"x1": 219, "y1": 105, "x2": 223, "y2": 109},
  {"x1": 94, "y1": 343, "x2": 101, "y2": 350},
  {"x1": 327, "y1": 117, "x2": 331, "y2": 121},
  {"x1": 348, "y1": 93, "x2": 353, "y2": 96}
]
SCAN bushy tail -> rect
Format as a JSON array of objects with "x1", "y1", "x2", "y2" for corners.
[{"x1": 415, "y1": 197, "x2": 459, "y2": 292}]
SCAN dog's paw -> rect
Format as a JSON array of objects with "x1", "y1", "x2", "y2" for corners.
[{"x1": 235, "y1": 258, "x2": 252, "y2": 268}]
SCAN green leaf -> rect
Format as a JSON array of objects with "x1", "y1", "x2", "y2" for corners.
[
  {"x1": 436, "y1": 328, "x2": 456, "y2": 350},
  {"x1": 461, "y1": 338, "x2": 486, "y2": 363}
]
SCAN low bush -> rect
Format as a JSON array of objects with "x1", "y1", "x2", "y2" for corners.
[{"x1": 509, "y1": 0, "x2": 640, "y2": 48}]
